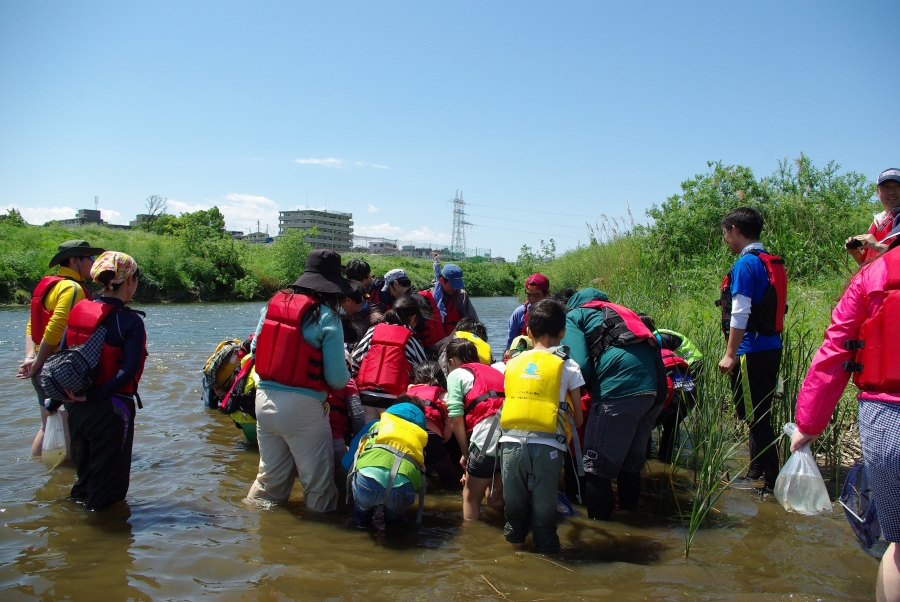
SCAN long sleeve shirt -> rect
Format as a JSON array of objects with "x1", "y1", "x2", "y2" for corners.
[
  {"x1": 795, "y1": 249, "x2": 900, "y2": 436},
  {"x1": 26, "y1": 266, "x2": 90, "y2": 347}
]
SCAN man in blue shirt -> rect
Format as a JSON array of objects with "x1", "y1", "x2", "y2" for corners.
[
  {"x1": 505, "y1": 273, "x2": 550, "y2": 349},
  {"x1": 717, "y1": 207, "x2": 783, "y2": 492}
]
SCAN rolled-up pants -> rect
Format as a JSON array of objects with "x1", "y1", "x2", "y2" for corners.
[{"x1": 247, "y1": 388, "x2": 338, "y2": 513}]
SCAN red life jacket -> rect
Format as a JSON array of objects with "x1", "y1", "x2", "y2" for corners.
[
  {"x1": 407, "y1": 384, "x2": 448, "y2": 434},
  {"x1": 254, "y1": 292, "x2": 326, "y2": 390},
  {"x1": 66, "y1": 300, "x2": 147, "y2": 395},
  {"x1": 844, "y1": 247, "x2": 900, "y2": 392},
  {"x1": 357, "y1": 323, "x2": 414, "y2": 396},
  {"x1": 443, "y1": 292, "x2": 463, "y2": 337},
  {"x1": 30, "y1": 276, "x2": 91, "y2": 345},
  {"x1": 327, "y1": 388, "x2": 350, "y2": 439},
  {"x1": 861, "y1": 210, "x2": 900, "y2": 263},
  {"x1": 579, "y1": 299, "x2": 658, "y2": 359},
  {"x1": 461, "y1": 363, "x2": 505, "y2": 432},
  {"x1": 416, "y1": 290, "x2": 446, "y2": 349},
  {"x1": 661, "y1": 349, "x2": 691, "y2": 408},
  {"x1": 716, "y1": 249, "x2": 788, "y2": 336},
  {"x1": 518, "y1": 303, "x2": 530, "y2": 337}
]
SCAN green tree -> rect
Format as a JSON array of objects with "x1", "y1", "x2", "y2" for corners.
[
  {"x1": 272, "y1": 227, "x2": 315, "y2": 286},
  {"x1": 0, "y1": 208, "x2": 27, "y2": 227}
]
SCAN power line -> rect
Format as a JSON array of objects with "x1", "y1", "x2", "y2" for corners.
[
  {"x1": 476, "y1": 224, "x2": 585, "y2": 240},
  {"x1": 466, "y1": 203, "x2": 601, "y2": 220},
  {"x1": 467, "y1": 212, "x2": 582, "y2": 229}
]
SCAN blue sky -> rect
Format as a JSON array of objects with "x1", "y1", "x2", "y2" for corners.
[{"x1": 1, "y1": 2, "x2": 896, "y2": 260}]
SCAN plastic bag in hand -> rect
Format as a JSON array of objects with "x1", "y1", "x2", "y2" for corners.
[
  {"x1": 42, "y1": 411, "x2": 66, "y2": 470},
  {"x1": 774, "y1": 423, "x2": 832, "y2": 515}
]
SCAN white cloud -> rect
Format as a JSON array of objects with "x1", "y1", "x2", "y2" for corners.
[
  {"x1": 295, "y1": 157, "x2": 345, "y2": 168},
  {"x1": 355, "y1": 222, "x2": 450, "y2": 245},
  {"x1": 367, "y1": 204, "x2": 379, "y2": 213},
  {"x1": 100, "y1": 209, "x2": 126, "y2": 225},
  {"x1": 1, "y1": 205, "x2": 77, "y2": 224},
  {"x1": 295, "y1": 158, "x2": 389, "y2": 170}
]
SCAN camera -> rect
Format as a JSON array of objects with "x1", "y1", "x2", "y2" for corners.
[{"x1": 845, "y1": 239, "x2": 863, "y2": 251}]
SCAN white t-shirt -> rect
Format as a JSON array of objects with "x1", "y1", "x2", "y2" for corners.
[{"x1": 500, "y1": 350, "x2": 585, "y2": 451}]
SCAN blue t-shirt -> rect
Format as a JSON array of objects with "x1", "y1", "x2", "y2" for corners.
[
  {"x1": 729, "y1": 250, "x2": 782, "y2": 355},
  {"x1": 506, "y1": 303, "x2": 527, "y2": 348}
]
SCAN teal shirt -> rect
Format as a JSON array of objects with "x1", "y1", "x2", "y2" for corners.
[
  {"x1": 252, "y1": 302, "x2": 350, "y2": 401},
  {"x1": 562, "y1": 288, "x2": 658, "y2": 401}
]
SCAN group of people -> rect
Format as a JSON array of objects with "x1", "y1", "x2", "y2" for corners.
[{"x1": 16, "y1": 167, "x2": 900, "y2": 599}]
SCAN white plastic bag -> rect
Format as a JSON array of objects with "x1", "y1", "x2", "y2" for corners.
[
  {"x1": 42, "y1": 411, "x2": 66, "y2": 470},
  {"x1": 774, "y1": 423, "x2": 832, "y2": 515}
]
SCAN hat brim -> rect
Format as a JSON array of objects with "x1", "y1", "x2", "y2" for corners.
[
  {"x1": 447, "y1": 277, "x2": 465, "y2": 290},
  {"x1": 49, "y1": 247, "x2": 106, "y2": 268},
  {"x1": 293, "y1": 271, "x2": 355, "y2": 295}
]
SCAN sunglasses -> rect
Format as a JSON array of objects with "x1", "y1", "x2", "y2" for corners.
[{"x1": 80, "y1": 255, "x2": 95, "y2": 262}]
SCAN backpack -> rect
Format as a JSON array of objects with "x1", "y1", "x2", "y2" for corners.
[{"x1": 40, "y1": 323, "x2": 108, "y2": 403}]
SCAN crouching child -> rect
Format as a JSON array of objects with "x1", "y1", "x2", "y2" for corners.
[
  {"x1": 500, "y1": 299, "x2": 584, "y2": 553},
  {"x1": 343, "y1": 396, "x2": 429, "y2": 527}
]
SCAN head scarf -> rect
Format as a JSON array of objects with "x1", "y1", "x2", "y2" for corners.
[{"x1": 90, "y1": 251, "x2": 139, "y2": 287}]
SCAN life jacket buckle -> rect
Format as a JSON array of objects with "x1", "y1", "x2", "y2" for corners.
[
  {"x1": 843, "y1": 361, "x2": 864, "y2": 373},
  {"x1": 843, "y1": 339, "x2": 865, "y2": 351}
]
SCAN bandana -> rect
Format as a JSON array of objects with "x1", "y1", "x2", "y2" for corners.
[{"x1": 90, "y1": 251, "x2": 138, "y2": 286}]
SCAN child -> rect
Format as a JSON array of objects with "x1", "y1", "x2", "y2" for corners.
[
  {"x1": 717, "y1": 206, "x2": 787, "y2": 492},
  {"x1": 407, "y1": 362, "x2": 458, "y2": 489},
  {"x1": 445, "y1": 338, "x2": 506, "y2": 520},
  {"x1": 344, "y1": 396, "x2": 429, "y2": 527},
  {"x1": 500, "y1": 299, "x2": 584, "y2": 553}
]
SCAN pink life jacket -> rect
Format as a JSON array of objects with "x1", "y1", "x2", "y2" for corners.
[
  {"x1": 461, "y1": 363, "x2": 505, "y2": 433},
  {"x1": 407, "y1": 384, "x2": 448, "y2": 434},
  {"x1": 579, "y1": 299, "x2": 658, "y2": 359}
]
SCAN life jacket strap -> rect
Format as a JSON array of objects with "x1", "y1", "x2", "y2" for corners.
[
  {"x1": 843, "y1": 340, "x2": 865, "y2": 351},
  {"x1": 843, "y1": 361, "x2": 864, "y2": 373},
  {"x1": 465, "y1": 390, "x2": 503, "y2": 414},
  {"x1": 370, "y1": 445, "x2": 426, "y2": 525}
]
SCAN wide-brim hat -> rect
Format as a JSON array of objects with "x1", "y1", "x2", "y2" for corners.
[
  {"x1": 292, "y1": 249, "x2": 354, "y2": 295},
  {"x1": 49, "y1": 240, "x2": 106, "y2": 268}
]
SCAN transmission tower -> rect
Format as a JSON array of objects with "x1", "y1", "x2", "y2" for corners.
[{"x1": 449, "y1": 190, "x2": 472, "y2": 258}]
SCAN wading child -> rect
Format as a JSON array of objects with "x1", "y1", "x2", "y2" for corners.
[
  {"x1": 407, "y1": 362, "x2": 458, "y2": 489},
  {"x1": 344, "y1": 397, "x2": 428, "y2": 527},
  {"x1": 446, "y1": 338, "x2": 506, "y2": 520},
  {"x1": 717, "y1": 207, "x2": 787, "y2": 493},
  {"x1": 500, "y1": 299, "x2": 584, "y2": 553}
]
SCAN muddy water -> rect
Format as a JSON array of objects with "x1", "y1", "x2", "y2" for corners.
[{"x1": 0, "y1": 299, "x2": 878, "y2": 600}]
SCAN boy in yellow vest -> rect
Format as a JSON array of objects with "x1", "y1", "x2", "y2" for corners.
[{"x1": 500, "y1": 299, "x2": 584, "y2": 553}]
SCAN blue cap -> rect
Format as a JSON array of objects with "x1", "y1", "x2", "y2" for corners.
[
  {"x1": 441, "y1": 264, "x2": 464, "y2": 290},
  {"x1": 385, "y1": 402, "x2": 426, "y2": 430},
  {"x1": 878, "y1": 168, "x2": 900, "y2": 186}
]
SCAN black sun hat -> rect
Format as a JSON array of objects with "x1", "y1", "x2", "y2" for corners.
[
  {"x1": 48, "y1": 240, "x2": 106, "y2": 268},
  {"x1": 292, "y1": 249, "x2": 354, "y2": 295}
]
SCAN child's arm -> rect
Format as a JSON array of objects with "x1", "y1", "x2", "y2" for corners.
[
  {"x1": 452, "y1": 417, "x2": 469, "y2": 466},
  {"x1": 569, "y1": 389, "x2": 584, "y2": 428}
]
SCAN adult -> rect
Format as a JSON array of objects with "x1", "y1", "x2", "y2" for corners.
[
  {"x1": 17, "y1": 239, "x2": 104, "y2": 458},
  {"x1": 791, "y1": 218, "x2": 900, "y2": 602},
  {"x1": 371, "y1": 268, "x2": 412, "y2": 308},
  {"x1": 505, "y1": 273, "x2": 550, "y2": 349},
  {"x1": 247, "y1": 249, "x2": 354, "y2": 513},
  {"x1": 847, "y1": 168, "x2": 900, "y2": 267},
  {"x1": 60, "y1": 251, "x2": 147, "y2": 510},
  {"x1": 561, "y1": 288, "x2": 666, "y2": 520},
  {"x1": 717, "y1": 207, "x2": 786, "y2": 492},
  {"x1": 429, "y1": 255, "x2": 479, "y2": 336}
]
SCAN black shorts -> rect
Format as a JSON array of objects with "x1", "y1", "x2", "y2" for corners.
[{"x1": 466, "y1": 448, "x2": 500, "y2": 479}]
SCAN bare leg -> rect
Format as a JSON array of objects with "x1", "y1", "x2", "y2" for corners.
[
  {"x1": 462, "y1": 475, "x2": 492, "y2": 521},
  {"x1": 877, "y1": 542, "x2": 900, "y2": 602}
]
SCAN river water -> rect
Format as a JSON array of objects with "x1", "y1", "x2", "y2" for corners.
[{"x1": 0, "y1": 298, "x2": 878, "y2": 600}]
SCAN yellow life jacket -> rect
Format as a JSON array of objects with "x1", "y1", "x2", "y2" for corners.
[
  {"x1": 454, "y1": 331, "x2": 492, "y2": 365},
  {"x1": 501, "y1": 349, "x2": 571, "y2": 440},
  {"x1": 371, "y1": 411, "x2": 428, "y2": 467}
]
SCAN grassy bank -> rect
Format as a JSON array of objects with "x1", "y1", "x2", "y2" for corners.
[
  {"x1": 0, "y1": 209, "x2": 529, "y2": 303},
  {"x1": 536, "y1": 155, "x2": 874, "y2": 551}
]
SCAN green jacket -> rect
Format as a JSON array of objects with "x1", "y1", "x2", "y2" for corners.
[{"x1": 562, "y1": 288, "x2": 662, "y2": 402}]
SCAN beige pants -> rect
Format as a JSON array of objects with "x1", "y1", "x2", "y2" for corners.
[{"x1": 246, "y1": 388, "x2": 338, "y2": 512}]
